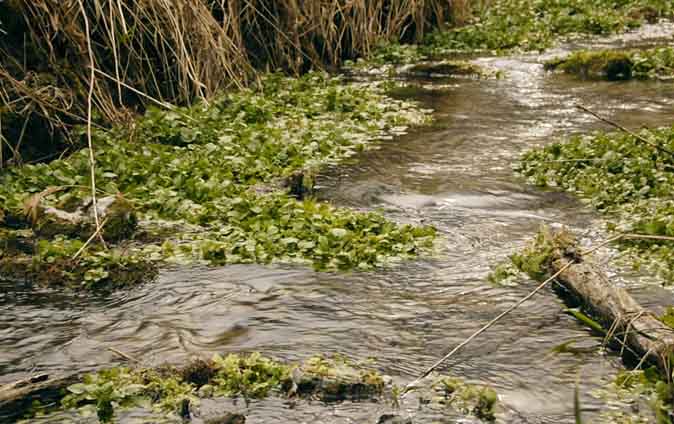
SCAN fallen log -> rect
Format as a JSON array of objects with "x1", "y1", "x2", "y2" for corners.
[
  {"x1": 547, "y1": 235, "x2": 674, "y2": 375},
  {"x1": 0, "y1": 373, "x2": 83, "y2": 422}
]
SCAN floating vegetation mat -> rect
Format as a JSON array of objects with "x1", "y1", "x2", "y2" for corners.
[
  {"x1": 545, "y1": 47, "x2": 674, "y2": 80},
  {"x1": 5, "y1": 353, "x2": 499, "y2": 423},
  {"x1": 518, "y1": 125, "x2": 674, "y2": 283},
  {"x1": 0, "y1": 73, "x2": 436, "y2": 289}
]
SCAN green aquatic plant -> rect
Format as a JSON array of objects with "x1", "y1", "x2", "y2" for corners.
[
  {"x1": 352, "y1": 0, "x2": 673, "y2": 70},
  {"x1": 435, "y1": 376, "x2": 498, "y2": 421},
  {"x1": 61, "y1": 367, "x2": 195, "y2": 421},
  {"x1": 0, "y1": 231, "x2": 157, "y2": 289},
  {"x1": 424, "y1": 0, "x2": 672, "y2": 54},
  {"x1": 594, "y1": 368, "x2": 674, "y2": 423},
  {"x1": 211, "y1": 352, "x2": 291, "y2": 398},
  {"x1": 46, "y1": 353, "x2": 389, "y2": 421},
  {"x1": 0, "y1": 73, "x2": 436, "y2": 288},
  {"x1": 518, "y1": 125, "x2": 674, "y2": 282},
  {"x1": 660, "y1": 307, "x2": 674, "y2": 328},
  {"x1": 546, "y1": 47, "x2": 674, "y2": 80},
  {"x1": 344, "y1": 43, "x2": 492, "y2": 78},
  {"x1": 487, "y1": 261, "x2": 522, "y2": 285}
]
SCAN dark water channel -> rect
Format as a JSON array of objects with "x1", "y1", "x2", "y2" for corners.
[{"x1": 3, "y1": 24, "x2": 674, "y2": 423}]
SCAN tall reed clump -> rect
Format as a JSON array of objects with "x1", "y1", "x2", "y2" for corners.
[{"x1": 0, "y1": 0, "x2": 455, "y2": 167}]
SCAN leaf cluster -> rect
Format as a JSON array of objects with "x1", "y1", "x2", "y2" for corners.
[
  {"x1": 0, "y1": 73, "x2": 436, "y2": 287},
  {"x1": 435, "y1": 376, "x2": 499, "y2": 421},
  {"x1": 518, "y1": 126, "x2": 674, "y2": 282}
]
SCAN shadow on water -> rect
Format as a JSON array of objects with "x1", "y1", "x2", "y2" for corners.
[{"x1": 4, "y1": 23, "x2": 674, "y2": 423}]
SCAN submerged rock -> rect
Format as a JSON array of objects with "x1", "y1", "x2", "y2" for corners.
[
  {"x1": 284, "y1": 170, "x2": 315, "y2": 199},
  {"x1": 545, "y1": 51, "x2": 634, "y2": 81},
  {"x1": 204, "y1": 413, "x2": 246, "y2": 424},
  {"x1": 294, "y1": 359, "x2": 386, "y2": 402},
  {"x1": 377, "y1": 414, "x2": 412, "y2": 424},
  {"x1": 247, "y1": 169, "x2": 316, "y2": 199}
]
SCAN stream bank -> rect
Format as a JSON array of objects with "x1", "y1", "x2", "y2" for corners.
[{"x1": 3, "y1": 2, "x2": 674, "y2": 422}]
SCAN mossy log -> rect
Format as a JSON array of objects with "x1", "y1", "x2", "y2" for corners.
[
  {"x1": 544, "y1": 51, "x2": 634, "y2": 80},
  {"x1": 549, "y1": 246, "x2": 674, "y2": 374},
  {"x1": 33, "y1": 195, "x2": 137, "y2": 242},
  {"x1": 406, "y1": 60, "x2": 484, "y2": 77},
  {"x1": 293, "y1": 368, "x2": 384, "y2": 402}
]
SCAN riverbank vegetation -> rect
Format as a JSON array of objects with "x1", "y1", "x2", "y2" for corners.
[
  {"x1": 424, "y1": 0, "x2": 672, "y2": 54},
  {"x1": 518, "y1": 126, "x2": 674, "y2": 283},
  {"x1": 545, "y1": 47, "x2": 674, "y2": 80},
  {"x1": 0, "y1": 74, "x2": 436, "y2": 288},
  {"x1": 0, "y1": 0, "x2": 456, "y2": 166},
  {"x1": 349, "y1": 0, "x2": 674, "y2": 70}
]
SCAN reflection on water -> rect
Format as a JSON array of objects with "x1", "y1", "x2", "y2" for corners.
[{"x1": 3, "y1": 24, "x2": 674, "y2": 423}]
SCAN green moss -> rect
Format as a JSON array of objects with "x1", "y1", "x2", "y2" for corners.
[
  {"x1": 0, "y1": 234, "x2": 157, "y2": 289},
  {"x1": 407, "y1": 60, "x2": 492, "y2": 77},
  {"x1": 660, "y1": 307, "x2": 674, "y2": 328},
  {"x1": 510, "y1": 226, "x2": 576, "y2": 280},
  {"x1": 296, "y1": 354, "x2": 385, "y2": 401},
  {"x1": 0, "y1": 73, "x2": 436, "y2": 288},
  {"x1": 546, "y1": 47, "x2": 674, "y2": 80},
  {"x1": 487, "y1": 261, "x2": 522, "y2": 285},
  {"x1": 434, "y1": 376, "x2": 499, "y2": 421},
  {"x1": 345, "y1": 47, "x2": 493, "y2": 78},
  {"x1": 210, "y1": 352, "x2": 291, "y2": 398},
  {"x1": 44, "y1": 353, "x2": 388, "y2": 421},
  {"x1": 99, "y1": 195, "x2": 137, "y2": 242},
  {"x1": 518, "y1": 125, "x2": 674, "y2": 283}
]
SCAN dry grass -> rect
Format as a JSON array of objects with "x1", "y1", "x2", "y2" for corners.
[{"x1": 0, "y1": 0, "x2": 469, "y2": 166}]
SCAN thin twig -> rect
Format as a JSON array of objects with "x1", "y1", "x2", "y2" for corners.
[
  {"x1": 108, "y1": 347, "x2": 141, "y2": 363},
  {"x1": 623, "y1": 233, "x2": 674, "y2": 242},
  {"x1": 93, "y1": 68, "x2": 176, "y2": 111},
  {"x1": 576, "y1": 104, "x2": 674, "y2": 158},
  {"x1": 401, "y1": 231, "x2": 666, "y2": 396},
  {"x1": 72, "y1": 218, "x2": 109, "y2": 260},
  {"x1": 77, "y1": 0, "x2": 106, "y2": 250},
  {"x1": 402, "y1": 261, "x2": 575, "y2": 396},
  {"x1": 580, "y1": 233, "x2": 625, "y2": 256}
]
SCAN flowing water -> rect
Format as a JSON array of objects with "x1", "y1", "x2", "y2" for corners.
[{"x1": 3, "y1": 25, "x2": 674, "y2": 423}]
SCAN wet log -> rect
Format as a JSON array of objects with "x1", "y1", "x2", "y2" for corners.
[
  {"x1": 549, "y1": 248, "x2": 674, "y2": 374},
  {"x1": 0, "y1": 374, "x2": 83, "y2": 421},
  {"x1": 406, "y1": 60, "x2": 484, "y2": 77}
]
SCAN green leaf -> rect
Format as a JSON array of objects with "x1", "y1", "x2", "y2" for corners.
[{"x1": 330, "y1": 228, "x2": 348, "y2": 238}]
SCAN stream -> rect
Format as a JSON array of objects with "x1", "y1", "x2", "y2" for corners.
[{"x1": 3, "y1": 24, "x2": 674, "y2": 423}]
